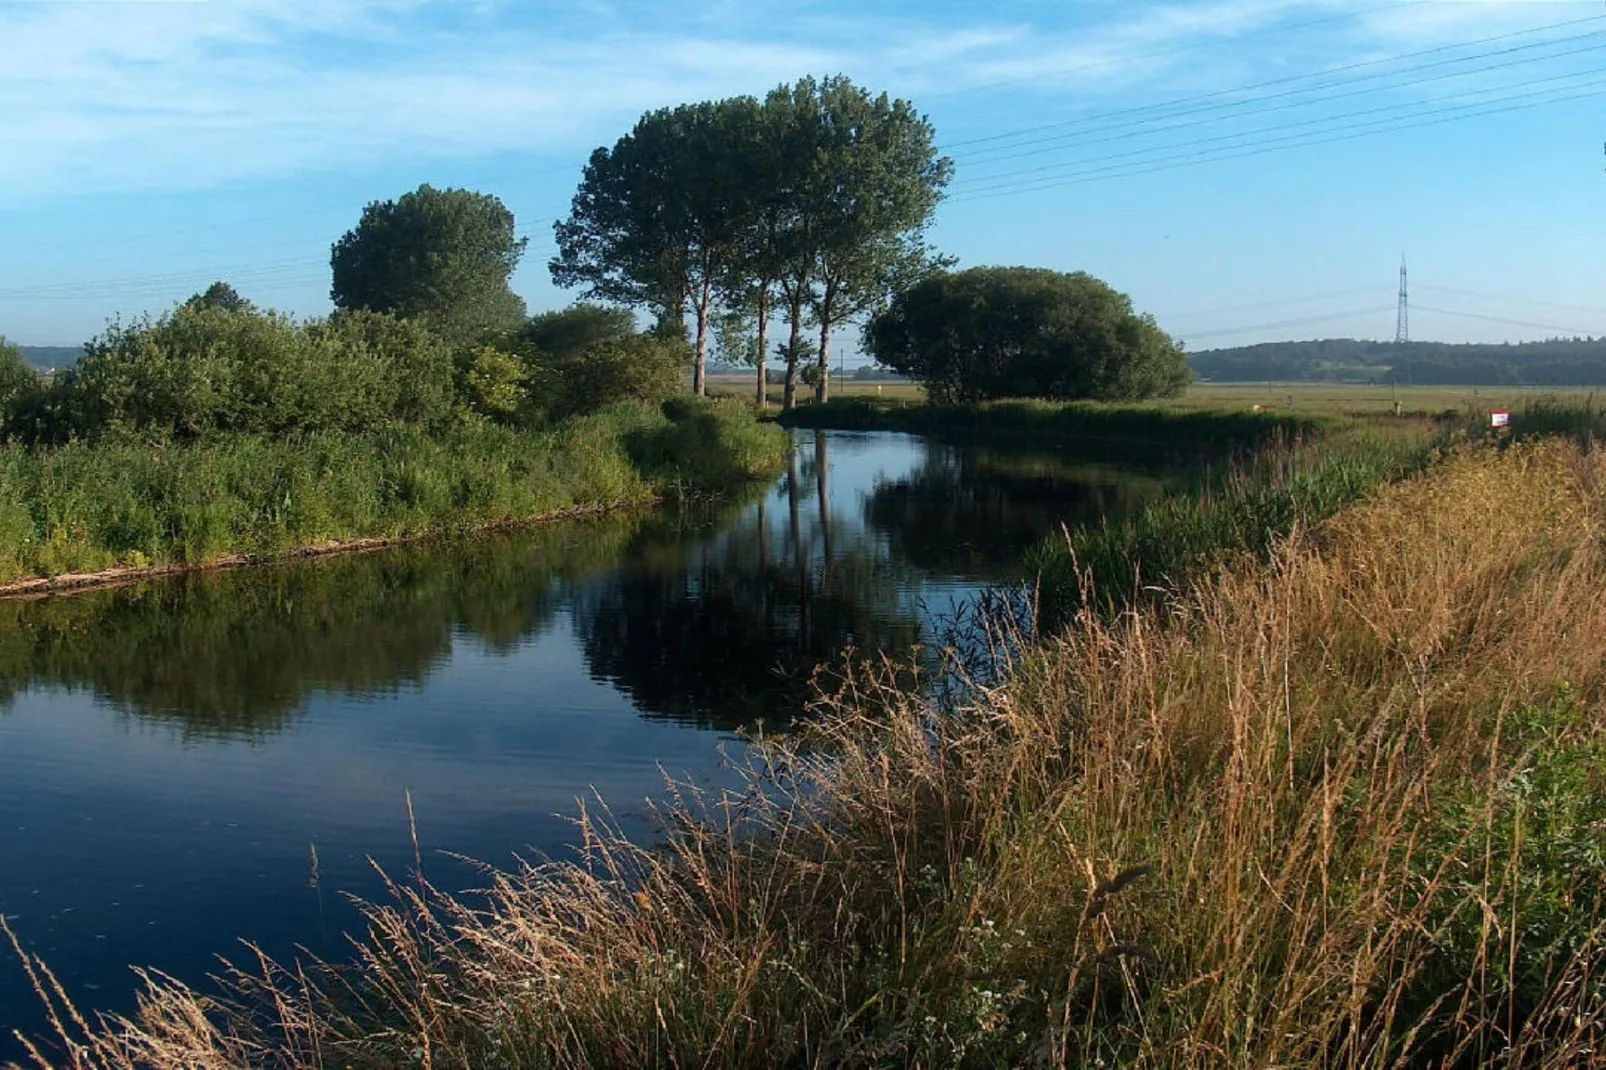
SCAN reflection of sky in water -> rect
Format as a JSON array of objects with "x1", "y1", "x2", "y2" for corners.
[{"x1": 0, "y1": 430, "x2": 1180, "y2": 1053}]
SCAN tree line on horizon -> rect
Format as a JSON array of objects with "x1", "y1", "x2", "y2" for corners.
[{"x1": 1192, "y1": 336, "x2": 1606, "y2": 386}]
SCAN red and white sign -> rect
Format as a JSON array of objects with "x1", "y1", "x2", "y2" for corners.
[{"x1": 1490, "y1": 410, "x2": 1511, "y2": 429}]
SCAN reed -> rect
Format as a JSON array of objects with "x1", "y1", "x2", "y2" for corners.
[{"x1": 10, "y1": 432, "x2": 1604, "y2": 1068}]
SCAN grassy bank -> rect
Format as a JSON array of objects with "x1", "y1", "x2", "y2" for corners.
[
  {"x1": 10, "y1": 428, "x2": 1606, "y2": 1067},
  {"x1": 776, "y1": 396, "x2": 1338, "y2": 454},
  {"x1": 1030, "y1": 420, "x2": 1437, "y2": 626},
  {"x1": 0, "y1": 398, "x2": 787, "y2": 587}
]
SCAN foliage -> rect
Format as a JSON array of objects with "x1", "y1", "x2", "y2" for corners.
[
  {"x1": 519, "y1": 303, "x2": 688, "y2": 421},
  {"x1": 780, "y1": 76, "x2": 953, "y2": 401},
  {"x1": 0, "y1": 401, "x2": 786, "y2": 585},
  {"x1": 454, "y1": 345, "x2": 529, "y2": 422},
  {"x1": 183, "y1": 281, "x2": 253, "y2": 314},
  {"x1": 553, "y1": 79, "x2": 952, "y2": 404},
  {"x1": 331, "y1": 184, "x2": 528, "y2": 344},
  {"x1": 1192, "y1": 335, "x2": 1606, "y2": 386},
  {"x1": 52, "y1": 304, "x2": 458, "y2": 441},
  {"x1": 18, "y1": 437, "x2": 1606, "y2": 1068},
  {"x1": 552, "y1": 101, "x2": 753, "y2": 395},
  {"x1": 0, "y1": 336, "x2": 41, "y2": 437},
  {"x1": 869, "y1": 266, "x2": 1191, "y2": 403}
]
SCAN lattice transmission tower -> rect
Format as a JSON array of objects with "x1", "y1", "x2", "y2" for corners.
[{"x1": 1394, "y1": 255, "x2": 1409, "y2": 345}]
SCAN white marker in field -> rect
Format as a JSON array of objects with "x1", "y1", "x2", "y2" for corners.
[{"x1": 1491, "y1": 410, "x2": 1511, "y2": 429}]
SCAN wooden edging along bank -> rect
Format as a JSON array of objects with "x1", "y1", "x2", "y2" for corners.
[{"x1": 0, "y1": 496, "x2": 657, "y2": 603}]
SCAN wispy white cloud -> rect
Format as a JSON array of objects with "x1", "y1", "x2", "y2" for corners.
[{"x1": 0, "y1": 0, "x2": 1595, "y2": 201}]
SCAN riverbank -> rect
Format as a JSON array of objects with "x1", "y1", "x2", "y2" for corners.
[
  {"x1": 0, "y1": 398, "x2": 787, "y2": 592},
  {"x1": 10, "y1": 413, "x2": 1604, "y2": 1068},
  {"x1": 775, "y1": 396, "x2": 1341, "y2": 453}
]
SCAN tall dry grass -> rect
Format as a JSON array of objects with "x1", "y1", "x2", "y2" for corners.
[{"x1": 9, "y1": 438, "x2": 1606, "y2": 1068}]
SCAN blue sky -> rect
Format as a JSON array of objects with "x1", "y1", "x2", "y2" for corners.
[{"x1": 1, "y1": 0, "x2": 1603, "y2": 353}]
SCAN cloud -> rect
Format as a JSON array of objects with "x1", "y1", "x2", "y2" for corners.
[{"x1": 0, "y1": 0, "x2": 1595, "y2": 201}]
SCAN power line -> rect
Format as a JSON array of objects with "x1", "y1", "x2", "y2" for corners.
[
  {"x1": 944, "y1": 79, "x2": 1606, "y2": 203},
  {"x1": 942, "y1": 10, "x2": 1606, "y2": 152},
  {"x1": 1161, "y1": 284, "x2": 1391, "y2": 321},
  {"x1": 951, "y1": 63, "x2": 1606, "y2": 193},
  {"x1": 1412, "y1": 304, "x2": 1606, "y2": 337},
  {"x1": 1414, "y1": 284, "x2": 1606, "y2": 318},
  {"x1": 1177, "y1": 305, "x2": 1399, "y2": 341},
  {"x1": 952, "y1": 35, "x2": 1606, "y2": 176},
  {"x1": 924, "y1": 0, "x2": 1427, "y2": 101}
]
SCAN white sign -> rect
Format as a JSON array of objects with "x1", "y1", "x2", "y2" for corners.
[{"x1": 1490, "y1": 410, "x2": 1511, "y2": 429}]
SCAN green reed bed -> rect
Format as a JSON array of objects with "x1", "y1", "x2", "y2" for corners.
[{"x1": 0, "y1": 399, "x2": 787, "y2": 585}]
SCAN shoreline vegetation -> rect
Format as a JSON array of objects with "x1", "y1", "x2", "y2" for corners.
[
  {"x1": 7, "y1": 400, "x2": 1604, "y2": 1068},
  {"x1": 0, "y1": 399, "x2": 788, "y2": 594}
]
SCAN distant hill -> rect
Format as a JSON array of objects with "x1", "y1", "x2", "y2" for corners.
[
  {"x1": 1190, "y1": 337, "x2": 1606, "y2": 386},
  {"x1": 18, "y1": 346, "x2": 82, "y2": 371}
]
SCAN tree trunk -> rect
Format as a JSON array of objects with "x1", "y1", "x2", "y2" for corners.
[
  {"x1": 815, "y1": 317, "x2": 833, "y2": 404},
  {"x1": 693, "y1": 278, "x2": 712, "y2": 397},
  {"x1": 782, "y1": 300, "x2": 803, "y2": 411},
  {"x1": 754, "y1": 287, "x2": 770, "y2": 410}
]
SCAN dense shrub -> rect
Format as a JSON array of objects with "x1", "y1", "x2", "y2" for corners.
[
  {"x1": 520, "y1": 303, "x2": 689, "y2": 420},
  {"x1": 51, "y1": 305, "x2": 457, "y2": 441},
  {"x1": 868, "y1": 266, "x2": 1191, "y2": 403}
]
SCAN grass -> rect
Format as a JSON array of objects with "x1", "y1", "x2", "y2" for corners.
[
  {"x1": 0, "y1": 398, "x2": 788, "y2": 587},
  {"x1": 1030, "y1": 420, "x2": 1438, "y2": 627},
  {"x1": 9, "y1": 419, "x2": 1606, "y2": 1067}
]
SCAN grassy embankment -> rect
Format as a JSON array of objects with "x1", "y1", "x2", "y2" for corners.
[
  {"x1": 0, "y1": 398, "x2": 786, "y2": 590},
  {"x1": 8, "y1": 401, "x2": 1605, "y2": 1068}
]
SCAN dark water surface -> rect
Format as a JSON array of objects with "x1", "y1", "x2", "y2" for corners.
[{"x1": 0, "y1": 430, "x2": 1180, "y2": 1052}]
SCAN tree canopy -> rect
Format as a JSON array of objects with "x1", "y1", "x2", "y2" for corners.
[
  {"x1": 551, "y1": 78, "x2": 951, "y2": 406},
  {"x1": 867, "y1": 267, "x2": 1191, "y2": 404},
  {"x1": 331, "y1": 184, "x2": 528, "y2": 345},
  {"x1": 185, "y1": 281, "x2": 253, "y2": 314}
]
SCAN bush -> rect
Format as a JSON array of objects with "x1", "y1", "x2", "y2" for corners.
[
  {"x1": 868, "y1": 266, "x2": 1191, "y2": 403},
  {"x1": 520, "y1": 303, "x2": 689, "y2": 421},
  {"x1": 49, "y1": 305, "x2": 457, "y2": 442}
]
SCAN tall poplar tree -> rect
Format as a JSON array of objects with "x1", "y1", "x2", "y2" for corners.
[{"x1": 552, "y1": 101, "x2": 752, "y2": 396}]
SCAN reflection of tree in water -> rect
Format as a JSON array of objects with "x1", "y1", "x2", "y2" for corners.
[
  {"x1": 574, "y1": 435, "x2": 925, "y2": 731},
  {"x1": 864, "y1": 443, "x2": 1181, "y2": 577},
  {"x1": 0, "y1": 518, "x2": 645, "y2": 741},
  {"x1": 0, "y1": 433, "x2": 1187, "y2": 742}
]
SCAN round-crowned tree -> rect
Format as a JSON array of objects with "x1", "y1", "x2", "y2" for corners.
[
  {"x1": 331, "y1": 184, "x2": 528, "y2": 345},
  {"x1": 867, "y1": 267, "x2": 1190, "y2": 403}
]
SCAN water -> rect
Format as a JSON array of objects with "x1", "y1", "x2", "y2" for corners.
[{"x1": 0, "y1": 430, "x2": 1181, "y2": 1052}]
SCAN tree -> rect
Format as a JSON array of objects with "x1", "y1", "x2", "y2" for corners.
[
  {"x1": 867, "y1": 267, "x2": 1191, "y2": 403},
  {"x1": 185, "y1": 281, "x2": 253, "y2": 314},
  {"x1": 784, "y1": 77, "x2": 953, "y2": 404},
  {"x1": 552, "y1": 102, "x2": 753, "y2": 397},
  {"x1": 331, "y1": 184, "x2": 528, "y2": 345}
]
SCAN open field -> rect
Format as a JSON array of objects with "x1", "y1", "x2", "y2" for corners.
[
  {"x1": 1181, "y1": 381, "x2": 1601, "y2": 415},
  {"x1": 707, "y1": 373, "x2": 1600, "y2": 417}
]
